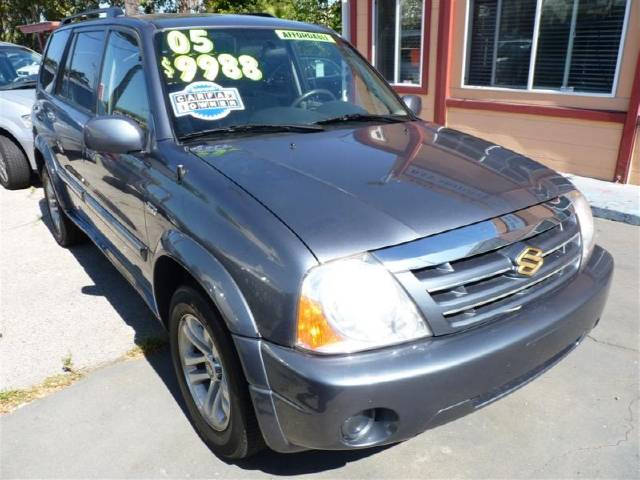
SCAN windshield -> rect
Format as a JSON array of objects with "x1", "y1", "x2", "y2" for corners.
[
  {"x1": 0, "y1": 46, "x2": 41, "y2": 89},
  {"x1": 155, "y1": 27, "x2": 410, "y2": 138}
]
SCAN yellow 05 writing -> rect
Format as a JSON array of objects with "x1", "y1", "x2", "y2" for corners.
[{"x1": 167, "y1": 29, "x2": 214, "y2": 54}]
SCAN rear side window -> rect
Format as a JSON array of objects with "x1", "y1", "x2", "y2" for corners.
[
  {"x1": 40, "y1": 30, "x2": 70, "y2": 93},
  {"x1": 98, "y1": 30, "x2": 149, "y2": 126},
  {"x1": 59, "y1": 30, "x2": 106, "y2": 111}
]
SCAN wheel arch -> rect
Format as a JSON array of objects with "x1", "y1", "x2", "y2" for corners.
[
  {"x1": 34, "y1": 135, "x2": 58, "y2": 175},
  {"x1": 33, "y1": 147, "x2": 45, "y2": 174},
  {"x1": 34, "y1": 136, "x2": 75, "y2": 209},
  {"x1": 152, "y1": 231, "x2": 260, "y2": 339}
]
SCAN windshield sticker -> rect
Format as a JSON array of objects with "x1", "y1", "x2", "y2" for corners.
[
  {"x1": 169, "y1": 81, "x2": 244, "y2": 121},
  {"x1": 167, "y1": 29, "x2": 214, "y2": 54},
  {"x1": 275, "y1": 30, "x2": 335, "y2": 43},
  {"x1": 162, "y1": 52, "x2": 262, "y2": 82},
  {"x1": 162, "y1": 30, "x2": 263, "y2": 83},
  {"x1": 191, "y1": 144, "x2": 240, "y2": 158}
]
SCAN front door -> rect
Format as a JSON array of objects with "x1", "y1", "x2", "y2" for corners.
[{"x1": 85, "y1": 28, "x2": 153, "y2": 285}]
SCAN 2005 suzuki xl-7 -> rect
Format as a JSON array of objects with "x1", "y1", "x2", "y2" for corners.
[{"x1": 33, "y1": 8, "x2": 613, "y2": 459}]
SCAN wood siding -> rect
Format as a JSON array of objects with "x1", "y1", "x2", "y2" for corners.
[
  {"x1": 447, "y1": 108, "x2": 623, "y2": 181},
  {"x1": 630, "y1": 126, "x2": 640, "y2": 186}
]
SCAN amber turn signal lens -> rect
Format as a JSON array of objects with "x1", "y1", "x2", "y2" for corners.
[{"x1": 297, "y1": 296, "x2": 342, "y2": 350}]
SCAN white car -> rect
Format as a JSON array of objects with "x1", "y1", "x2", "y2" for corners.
[{"x1": 0, "y1": 42, "x2": 41, "y2": 189}]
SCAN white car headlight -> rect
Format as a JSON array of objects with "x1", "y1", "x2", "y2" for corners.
[
  {"x1": 20, "y1": 113, "x2": 32, "y2": 129},
  {"x1": 296, "y1": 254, "x2": 431, "y2": 354},
  {"x1": 568, "y1": 190, "x2": 595, "y2": 264}
]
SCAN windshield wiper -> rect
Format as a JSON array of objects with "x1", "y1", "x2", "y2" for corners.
[
  {"x1": 0, "y1": 79, "x2": 37, "y2": 91},
  {"x1": 314, "y1": 113, "x2": 408, "y2": 126},
  {"x1": 180, "y1": 123, "x2": 324, "y2": 141}
]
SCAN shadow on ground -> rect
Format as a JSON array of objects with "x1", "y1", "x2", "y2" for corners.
[{"x1": 37, "y1": 198, "x2": 387, "y2": 475}]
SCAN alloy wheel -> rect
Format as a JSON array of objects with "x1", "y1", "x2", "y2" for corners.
[{"x1": 178, "y1": 313, "x2": 231, "y2": 431}]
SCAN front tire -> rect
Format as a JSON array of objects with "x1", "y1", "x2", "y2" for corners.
[
  {"x1": 169, "y1": 286, "x2": 265, "y2": 459},
  {"x1": 42, "y1": 169, "x2": 84, "y2": 247},
  {"x1": 0, "y1": 135, "x2": 31, "y2": 190}
]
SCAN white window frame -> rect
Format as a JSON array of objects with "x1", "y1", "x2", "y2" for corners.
[
  {"x1": 461, "y1": 0, "x2": 631, "y2": 98},
  {"x1": 371, "y1": 0, "x2": 426, "y2": 87}
]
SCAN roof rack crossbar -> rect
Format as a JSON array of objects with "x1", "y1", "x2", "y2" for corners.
[{"x1": 61, "y1": 7, "x2": 124, "y2": 25}]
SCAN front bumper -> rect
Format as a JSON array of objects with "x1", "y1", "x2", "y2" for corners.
[{"x1": 233, "y1": 246, "x2": 613, "y2": 453}]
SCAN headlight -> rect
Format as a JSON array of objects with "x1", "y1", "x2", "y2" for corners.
[
  {"x1": 568, "y1": 190, "x2": 595, "y2": 264},
  {"x1": 296, "y1": 254, "x2": 431, "y2": 354},
  {"x1": 20, "y1": 113, "x2": 32, "y2": 129}
]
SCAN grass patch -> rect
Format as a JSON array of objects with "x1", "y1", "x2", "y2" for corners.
[
  {"x1": 0, "y1": 390, "x2": 31, "y2": 408},
  {"x1": 62, "y1": 352, "x2": 74, "y2": 372},
  {"x1": 0, "y1": 370, "x2": 83, "y2": 414},
  {"x1": 125, "y1": 337, "x2": 168, "y2": 359},
  {"x1": 1, "y1": 338, "x2": 167, "y2": 415}
]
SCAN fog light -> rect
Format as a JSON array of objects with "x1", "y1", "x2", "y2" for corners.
[{"x1": 341, "y1": 409, "x2": 375, "y2": 442}]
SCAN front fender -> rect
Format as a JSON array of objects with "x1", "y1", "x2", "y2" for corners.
[{"x1": 154, "y1": 229, "x2": 260, "y2": 338}]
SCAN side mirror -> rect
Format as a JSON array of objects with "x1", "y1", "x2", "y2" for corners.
[
  {"x1": 402, "y1": 95, "x2": 422, "y2": 117},
  {"x1": 84, "y1": 116, "x2": 146, "y2": 154}
]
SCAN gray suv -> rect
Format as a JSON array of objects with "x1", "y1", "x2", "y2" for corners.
[{"x1": 33, "y1": 8, "x2": 613, "y2": 459}]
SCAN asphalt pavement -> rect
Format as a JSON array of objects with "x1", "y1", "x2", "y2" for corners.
[
  {"x1": 0, "y1": 187, "x2": 164, "y2": 390},
  {"x1": 0, "y1": 187, "x2": 638, "y2": 478}
]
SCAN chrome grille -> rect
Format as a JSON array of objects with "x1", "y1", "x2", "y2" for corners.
[{"x1": 373, "y1": 197, "x2": 581, "y2": 335}]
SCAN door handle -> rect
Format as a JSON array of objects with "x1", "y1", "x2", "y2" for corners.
[
  {"x1": 33, "y1": 105, "x2": 44, "y2": 121},
  {"x1": 145, "y1": 201, "x2": 158, "y2": 216}
]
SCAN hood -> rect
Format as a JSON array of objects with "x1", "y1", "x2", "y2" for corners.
[
  {"x1": 0, "y1": 89, "x2": 34, "y2": 113},
  {"x1": 192, "y1": 121, "x2": 573, "y2": 262}
]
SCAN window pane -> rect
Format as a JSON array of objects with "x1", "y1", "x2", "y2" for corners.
[
  {"x1": 98, "y1": 31, "x2": 149, "y2": 126},
  {"x1": 0, "y1": 47, "x2": 40, "y2": 87},
  {"x1": 58, "y1": 35, "x2": 76, "y2": 100},
  {"x1": 494, "y1": 0, "x2": 536, "y2": 88},
  {"x1": 466, "y1": 0, "x2": 535, "y2": 89},
  {"x1": 533, "y1": 0, "x2": 573, "y2": 90},
  {"x1": 375, "y1": 0, "x2": 397, "y2": 82},
  {"x1": 40, "y1": 30, "x2": 70, "y2": 93},
  {"x1": 568, "y1": 0, "x2": 626, "y2": 93},
  {"x1": 61, "y1": 30, "x2": 106, "y2": 111},
  {"x1": 399, "y1": 0, "x2": 422, "y2": 84},
  {"x1": 466, "y1": 0, "x2": 498, "y2": 86}
]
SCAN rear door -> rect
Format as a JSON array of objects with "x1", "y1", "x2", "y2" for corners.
[
  {"x1": 34, "y1": 28, "x2": 72, "y2": 184},
  {"x1": 50, "y1": 28, "x2": 106, "y2": 191}
]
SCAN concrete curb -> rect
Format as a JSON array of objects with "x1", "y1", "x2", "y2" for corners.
[
  {"x1": 591, "y1": 206, "x2": 640, "y2": 226},
  {"x1": 564, "y1": 174, "x2": 640, "y2": 226}
]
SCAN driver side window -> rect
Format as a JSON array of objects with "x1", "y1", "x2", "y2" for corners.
[
  {"x1": 291, "y1": 40, "x2": 351, "y2": 103},
  {"x1": 98, "y1": 30, "x2": 150, "y2": 127}
]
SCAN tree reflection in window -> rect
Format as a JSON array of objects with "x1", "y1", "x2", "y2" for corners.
[
  {"x1": 99, "y1": 31, "x2": 150, "y2": 127},
  {"x1": 60, "y1": 31, "x2": 105, "y2": 111}
]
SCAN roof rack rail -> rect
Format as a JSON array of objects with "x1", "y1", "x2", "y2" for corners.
[
  {"x1": 61, "y1": 7, "x2": 124, "y2": 25},
  {"x1": 240, "y1": 12, "x2": 276, "y2": 18}
]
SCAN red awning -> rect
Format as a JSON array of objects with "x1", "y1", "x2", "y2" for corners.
[{"x1": 17, "y1": 21, "x2": 60, "y2": 34}]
